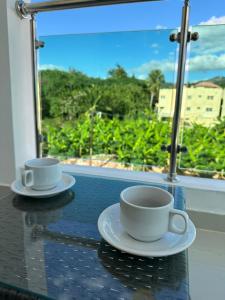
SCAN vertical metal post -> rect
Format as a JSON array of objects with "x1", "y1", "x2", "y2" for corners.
[
  {"x1": 89, "y1": 111, "x2": 94, "y2": 166},
  {"x1": 30, "y1": 14, "x2": 42, "y2": 157},
  {"x1": 167, "y1": 0, "x2": 190, "y2": 182}
]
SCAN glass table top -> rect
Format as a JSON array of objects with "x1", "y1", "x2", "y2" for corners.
[{"x1": 0, "y1": 173, "x2": 189, "y2": 300}]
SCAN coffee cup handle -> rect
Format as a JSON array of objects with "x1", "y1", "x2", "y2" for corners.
[
  {"x1": 22, "y1": 170, "x2": 34, "y2": 187},
  {"x1": 168, "y1": 209, "x2": 189, "y2": 235}
]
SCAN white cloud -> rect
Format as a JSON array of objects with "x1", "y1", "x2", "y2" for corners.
[
  {"x1": 188, "y1": 53, "x2": 225, "y2": 71},
  {"x1": 129, "y1": 59, "x2": 176, "y2": 78},
  {"x1": 200, "y1": 16, "x2": 225, "y2": 25},
  {"x1": 151, "y1": 43, "x2": 159, "y2": 48},
  {"x1": 156, "y1": 25, "x2": 167, "y2": 30},
  {"x1": 129, "y1": 53, "x2": 225, "y2": 79},
  {"x1": 191, "y1": 25, "x2": 225, "y2": 55},
  {"x1": 136, "y1": 74, "x2": 146, "y2": 80},
  {"x1": 39, "y1": 64, "x2": 66, "y2": 71}
]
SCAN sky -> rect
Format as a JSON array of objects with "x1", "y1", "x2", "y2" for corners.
[{"x1": 32, "y1": 0, "x2": 225, "y2": 82}]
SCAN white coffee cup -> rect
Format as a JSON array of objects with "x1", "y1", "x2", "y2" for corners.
[
  {"x1": 21, "y1": 158, "x2": 62, "y2": 191},
  {"x1": 120, "y1": 185, "x2": 189, "y2": 242}
]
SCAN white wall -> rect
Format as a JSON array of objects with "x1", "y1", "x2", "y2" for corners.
[{"x1": 0, "y1": 0, "x2": 36, "y2": 184}]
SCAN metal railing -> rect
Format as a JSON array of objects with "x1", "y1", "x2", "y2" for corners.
[{"x1": 16, "y1": 0, "x2": 162, "y2": 18}]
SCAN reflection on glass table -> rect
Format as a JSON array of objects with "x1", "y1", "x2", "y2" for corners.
[{"x1": 0, "y1": 173, "x2": 188, "y2": 300}]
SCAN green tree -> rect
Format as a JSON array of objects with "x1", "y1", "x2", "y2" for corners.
[
  {"x1": 108, "y1": 64, "x2": 128, "y2": 79},
  {"x1": 147, "y1": 69, "x2": 165, "y2": 109}
]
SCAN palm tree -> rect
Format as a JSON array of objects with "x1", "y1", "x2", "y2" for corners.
[
  {"x1": 147, "y1": 69, "x2": 165, "y2": 110},
  {"x1": 108, "y1": 64, "x2": 128, "y2": 79},
  {"x1": 82, "y1": 85, "x2": 104, "y2": 165}
]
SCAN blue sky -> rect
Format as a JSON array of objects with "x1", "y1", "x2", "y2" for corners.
[
  {"x1": 33, "y1": 0, "x2": 225, "y2": 82},
  {"x1": 40, "y1": 30, "x2": 178, "y2": 81}
]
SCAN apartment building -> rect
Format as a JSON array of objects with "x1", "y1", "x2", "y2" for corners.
[{"x1": 158, "y1": 81, "x2": 224, "y2": 126}]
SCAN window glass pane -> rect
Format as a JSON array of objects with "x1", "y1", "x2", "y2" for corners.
[
  {"x1": 39, "y1": 29, "x2": 178, "y2": 173},
  {"x1": 179, "y1": 24, "x2": 225, "y2": 179}
]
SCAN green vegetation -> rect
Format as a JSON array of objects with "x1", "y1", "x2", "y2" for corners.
[
  {"x1": 147, "y1": 69, "x2": 165, "y2": 109},
  {"x1": 41, "y1": 66, "x2": 150, "y2": 119},
  {"x1": 40, "y1": 67, "x2": 225, "y2": 178},
  {"x1": 43, "y1": 112, "x2": 170, "y2": 168},
  {"x1": 181, "y1": 120, "x2": 225, "y2": 174}
]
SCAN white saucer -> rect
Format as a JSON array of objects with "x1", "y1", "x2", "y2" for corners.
[
  {"x1": 11, "y1": 173, "x2": 76, "y2": 198},
  {"x1": 98, "y1": 203, "x2": 196, "y2": 257}
]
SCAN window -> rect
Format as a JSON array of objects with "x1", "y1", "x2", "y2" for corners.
[
  {"x1": 206, "y1": 107, "x2": 213, "y2": 112},
  {"x1": 197, "y1": 107, "x2": 201, "y2": 110},
  {"x1": 160, "y1": 107, "x2": 164, "y2": 110},
  {"x1": 207, "y1": 96, "x2": 214, "y2": 100},
  {"x1": 198, "y1": 95, "x2": 202, "y2": 98},
  {"x1": 187, "y1": 96, "x2": 192, "y2": 99},
  {"x1": 186, "y1": 107, "x2": 191, "y2": 111},
  {"x1": 161, "y1": 96, "x2": 165, "y2": 99}
]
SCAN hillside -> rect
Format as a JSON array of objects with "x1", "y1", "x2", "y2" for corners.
[
  {"x1": 209, "y1": 76, "x2": 225, "y2": 88},
  {"x1": 193, "y1": 76, "x2": 225, "y2": 88}
]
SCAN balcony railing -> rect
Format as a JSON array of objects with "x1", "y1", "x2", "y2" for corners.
[{"x1": 38, "y1": 24, "x2": 225, "y2": 180}]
